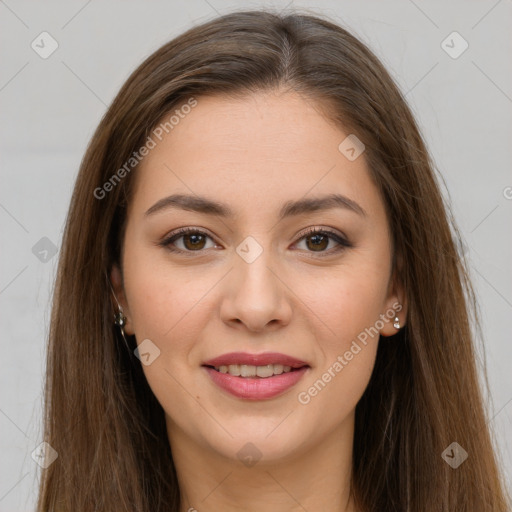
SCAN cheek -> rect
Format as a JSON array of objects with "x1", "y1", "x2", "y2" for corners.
[
  {"x1": 124, "y1": 263, "x2": 212, "y2": 340},
  {"x1": 293, "y1": 259, "x2": 390, "y2": 350},
  {"x1": 291, "y1": 259, "x2": 388, "y2": 413},
  {"x1": 295, "y1": 339, "x2": 378, "y2": 433},
  {"x1": 121, "y1": 256, "x2": 217, "y2": 419}
]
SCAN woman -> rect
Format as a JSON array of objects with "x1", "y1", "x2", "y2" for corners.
[{"x1": 36, "y1": 9, "x2": 510, "y2": 512}]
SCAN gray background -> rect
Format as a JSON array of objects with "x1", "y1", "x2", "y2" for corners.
[{"x1": 1, "y1": 0, "x2": 511, "y2": 509}]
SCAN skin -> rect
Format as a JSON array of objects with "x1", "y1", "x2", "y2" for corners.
[{"x1": 111, "y1": 88, "x2": 407, "y2": 512}]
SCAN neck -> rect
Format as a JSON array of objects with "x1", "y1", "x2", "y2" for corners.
[{"x1": 167, "y1": 412, "x2": 357, "y2": 512}]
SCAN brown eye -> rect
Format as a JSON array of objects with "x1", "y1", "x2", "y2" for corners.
[
  {"x1": 160, "y1": 228, "x2": 216, "y2": 253},
  {"x1": 182, "y1": 232, "x2": 207, "y2": 250},
  {"x1": 295, "y1": 228, "x2": 351, "y2": 255},
  {"x1": 305, "y1": 232, "x2": 329, "y2": 251}
]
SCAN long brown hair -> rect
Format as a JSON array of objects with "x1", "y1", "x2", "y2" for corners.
[{"x1": 37, "y1": 9, "x2": 510, "y2": 511}]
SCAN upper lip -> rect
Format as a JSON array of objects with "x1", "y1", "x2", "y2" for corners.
[{"x1": 202, "y1": 352, "x2": 310, "y2": 368}]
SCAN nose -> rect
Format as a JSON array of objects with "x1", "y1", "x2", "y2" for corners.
[{"x1": 219, "y1": 249, "x2": 293, "y2": 333}]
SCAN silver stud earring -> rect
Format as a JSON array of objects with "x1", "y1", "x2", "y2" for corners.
[
  {"x1": 114, "y1": 308, "x2": 131, "y2": 352},
  {"x1": 114, "y1": 308, "x2": 127, "y2": 334},
  {"x1": 393, "y1": 315, "x2": 401, "y2": 330},
  {"x1": 107, "y1": 276, "x2": 132, "y2": 353}
]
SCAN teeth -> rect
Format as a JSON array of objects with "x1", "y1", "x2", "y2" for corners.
[
  {"x1": 273, "y1": 364, "x2": 284, "y2": 375},
  {"x1": 240, "y1": 365, "x2": 256, "y2": 377},
  {"x1": 228, "y1": 364, "x2": 241, "y2": 376},
  {"x1": 256, "y1": 364, "x2": 274, "y2": 378},
  {"x1": 213, "y1": 364, "x2": 296, "y2": 377}
]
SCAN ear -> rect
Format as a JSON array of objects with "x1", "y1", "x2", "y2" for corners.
[
  {"x1": 109, "y1": 265, "x2": 135, "y2": 336},
  {"x1": 379, "y1": 272, "x2": 407, "y2": 338}
]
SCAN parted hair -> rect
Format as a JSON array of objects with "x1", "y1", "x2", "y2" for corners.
[{"x1": 36, "y1": 9, "x2": 510, "y2": 511}]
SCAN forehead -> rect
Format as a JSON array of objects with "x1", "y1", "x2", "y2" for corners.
[{"x1": 129, "y1": 90, "x2": 384, "y2": 221}]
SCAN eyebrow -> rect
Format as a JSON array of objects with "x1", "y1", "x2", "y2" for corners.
[{"x1": 144, "y1": 192, "x2": 366, "y2": 220}]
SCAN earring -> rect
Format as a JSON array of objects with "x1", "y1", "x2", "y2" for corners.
[
  {"x1": 393, "y1": 315, "x2": 401, "y2": 330},
  {"x1": 114, "y1": 307, "x2": 131, "y2": 352},
  {"x1": 107, "y1": 275, "x2": 132, "y2": 353},
  {"x1": 114, "y1": 308, "x2": 127, "y2": 336}
]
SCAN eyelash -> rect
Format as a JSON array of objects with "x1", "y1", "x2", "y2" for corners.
[{"x1": 159, "y1": 226, "x2": 352, "y2": 257}]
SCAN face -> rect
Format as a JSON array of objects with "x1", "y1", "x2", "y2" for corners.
[{"x1": 111, "y1": 89, "x2": 405, "y2": 464}]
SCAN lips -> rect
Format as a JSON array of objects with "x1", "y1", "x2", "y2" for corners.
[
  {"x1": 202, "y1": 352, "x2": 310, "y2": 400},
  {"x1": 202, "y1": 352, "x2": 309, "y2": 369}
]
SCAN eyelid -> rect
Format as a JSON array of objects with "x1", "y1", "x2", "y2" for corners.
[
  {"x1": 159, "y1": 227, "x2": 220, "y2": 253},
  {"x1": 292, "y1": 226, "x2": 352, "y2": 255},
  {"x1": 296, "y1": 225, "x2": 349, "y2": 243}
]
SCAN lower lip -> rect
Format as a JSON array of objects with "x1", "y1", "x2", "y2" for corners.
[{"x1": 203, "y1": 366, "x2": 309, "y2": 400}]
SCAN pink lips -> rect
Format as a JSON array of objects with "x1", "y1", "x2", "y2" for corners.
[
  {"x1": 203, "y1": 352, "x2": 309, "y2": 368},
  {"x1": 202, "y1": 351, "x2": 310, "y2": 400}
]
